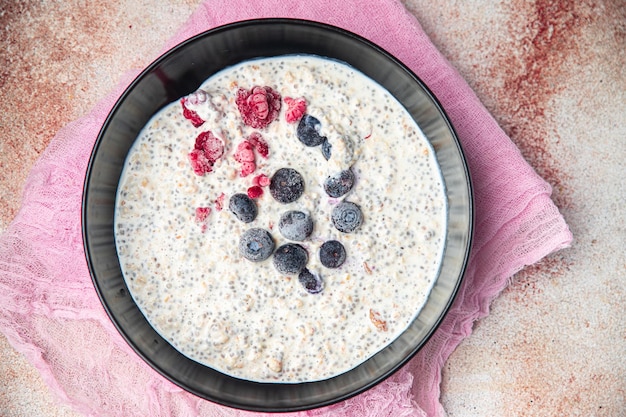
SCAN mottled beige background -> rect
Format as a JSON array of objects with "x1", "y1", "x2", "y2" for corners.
[{"x1": 1, "y1": 0, "x2": 624, "y2": 416}]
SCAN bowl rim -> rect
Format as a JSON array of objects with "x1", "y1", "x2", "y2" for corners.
[{"x1": 82, "y1": 17, "x2": 473, "y2": 412}]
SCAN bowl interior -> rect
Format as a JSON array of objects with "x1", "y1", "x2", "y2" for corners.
[{"x1": 82, "y1": 18, "x2": 472, "y2": 412}]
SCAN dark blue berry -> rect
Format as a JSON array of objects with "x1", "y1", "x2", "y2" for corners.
[
  {"x1": 273, "y1": 243, "x2": 308, "y2": 275},
  {"x1": 270, "y1": 168, "x2": 305, "y2": 204},
  {"x1": 323, "y1": 169, "x2": 355, "y2": 198},
  {"x1": 321, "y1": 138, "x2": 332, "y2": 160},
  {"x1": 298, "y1": 268, "x2": 324, "y2": 294},
  {"x1": 319, "y1": 240, "x2": 346, "y2": 268},
  {"x1": 278, "y1": 210, "x2": 313, "y2": 241},
  {"x1": 229, "y1": 193, "x2": 257, "y2": 223},
  {"x1": 239, "y1": 228, "x2": 275, "y2": 262},
  {"x1": 331, "y1": 201, "x2": 363, "y2": 233},
  {"x1": 296, "y1": 114, "x2": 326, "y2": 147}
]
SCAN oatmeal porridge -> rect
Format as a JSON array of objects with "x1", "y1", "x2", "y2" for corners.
[{"x1": 114, "y1": 55, "x2": 447, "y2": 382}]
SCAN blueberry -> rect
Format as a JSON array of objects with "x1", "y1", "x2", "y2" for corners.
[
  {"x1": 270, "y1": 168, "x2": 305, "y2": 204},
  {"x1": 273, "y1": 243, "x2": 308, "y2": 275},
  {"x1": 321, "y1": 138, "x2": 332, "y2": 160},
  {"x1": 239, "y1": 228, "x2": 275, "y2": 262},
  {"x1": 298, "y1": 268, "x2": 324, "y2": 294},
  {"x1": 331, "y1": 201, "x2": 363, "y2": 233},
  {"x1": 278, "y1": 210, "x2": 313, "y2": 241},
  {"x1": 319, "y1": 240, "x2": 346, "y2": 268},
  {"x1": 323, "y1": 169, "x2": 355, "y2": 198},
  {"x1": 229, "y1": 193, "x2": 257, "y2": 223},
  {"x1": 296, "y1": 114, "x2": 326, "y2": 147}
]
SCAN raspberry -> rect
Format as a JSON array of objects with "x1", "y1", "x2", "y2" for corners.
[
  {"x1": 195, "y1": 131, "x2": 224, "y2": 161},
  {"x1": 247, "y1": 185, "x2": 264, "y2": 199},
  {"x1": 181, "y1": 97, "x2": 205, "y2": 128},
  {"x1": 253, "y1": 174, "x2": 270, "y2": 187},
  {"x1": 284, "y1": 96, "x2": 307, "y2": 123},
  {"x1": 236, "y1": 86, "x2": 281, "y2": 129},
  {"x1": 234, "y1": 141, "x2": 256, "y2": 177},
  {"x1": 247, "y1": 132, "x2": 269, "y2": 159},
  {"x1": 189, "y1": 131, "x2": 224, "y2": 176},
  {"x1": 240, "y1": 162, "x2": 256, "y2": 177},
  {"x1": 195, "y1": 206, "x2": 211, "y2": 222},
  {"x1": 214, "y1": 192, "x2": 225, "y2": 211},
  {"x1": 189, "y1": 149, "x2": 213, "y2": 176},
  {"x1": 234, "y1": 141, "x2": 255, "y2": 162},
  {"x1": 195, "y1": 206, "x2": 211, "y2": 233}
]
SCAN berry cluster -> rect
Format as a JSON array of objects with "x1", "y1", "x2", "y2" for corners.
[
  {"x1": 234, "y1": 111, "x2": 365, "y2": 294},
  {"x1": 183, "y1": 85, "x2": 364, "y2": 295},
  {"x1": 235, "y1": 86, "x2": 281, "y2": 129}
]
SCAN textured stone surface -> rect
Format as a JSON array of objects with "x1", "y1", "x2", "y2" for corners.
[{"x1": 1, "y1": 1, "x2": 624, "y2": 416}]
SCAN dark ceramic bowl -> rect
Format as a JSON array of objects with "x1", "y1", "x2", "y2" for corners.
[{"x1": 82, "y1": 18, "x2": 472, "y2": 412}]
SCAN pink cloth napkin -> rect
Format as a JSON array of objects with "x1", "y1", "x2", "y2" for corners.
[{"x1": 0, "y1": 0, "x2": 572, "y2": 416}]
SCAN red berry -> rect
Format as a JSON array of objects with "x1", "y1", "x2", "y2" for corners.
[
  {"x1": 240, "y1": 161, "x2": 256, "y2": 177},
  {"x1": 200, "y1": 133, "x2": 224, "y2": 161},
  {"x1": 195, "y1": 207, "x2": 211, "y2": 222},
  {"x1": 247, "y1": 132, "x2": 269, "y2": 159},
  {"x1": 189, "y1": 131, "x2": 224, "y2": 176},
  {"x1": 234, "y1": 141, "x2": 255, "y2": 162},
  {"x1": 189, "y1": 149, "x2": 212, "y2": 175},
  {"x1": 195, "y1": 206, "x2": 211, "y2": 233},
  {"x1": 236, "y1": 86, "x2": 281, "y2": 129},
  {"x1": 214, "y1": 192, "x2": 225, "y2": 211},
  {"x1": 253, "y1": 173, "x2": 270, "y2": 187},
  {"x1": 181, "y1": 97, "x2": 205, "y2": 128},
  {"x1": 247, "y1": 185, "x2": 264, "y2": 199},
  {"x1": 234, "y1": 141, "x2": 256, "y2": 177},
  {"x1": 284, "y1": 96, "x2": 307, "y2": 123}
]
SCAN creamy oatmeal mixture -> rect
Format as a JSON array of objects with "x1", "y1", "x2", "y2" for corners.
[{"x1": 114, "y1": 55, "x2": 447, "y2": 382}]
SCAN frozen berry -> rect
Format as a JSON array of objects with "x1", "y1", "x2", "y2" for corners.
[
  {"x1": 214, "y1": 192, "x2": 225, "y2": 211},
  {"x1": 324, "y1": 169, "x2": 355, "y2": 198},
  {"x1": 181, "y1": 97, "x2": 205, "y2": 127},
  {"x1": 253, "y1": 173, "x2": 270, "y2": 187},
  {"x1": 270, "y1": 168, "x2": 304, "y2": 204},
  {"x1": 321, "y1": 138, "x2": 332, "y2": 160},
  {"x1": 188, "y1": 131, "x2": 224, "y2": 175},
  {"x1": 195, "y1": 207, "x2": 211, "y2": 222},
  {"x1": 247, "y1": 132, "x2": 269, "y2": 158},
  {"x1": 331, "y1": 201, "x2": 363, "y2": 233},
  {"x1": 239, "y1": 228, "x2": 275, "y2": 262},
  {"x1": 296, "y1": 114, "x2": 326, "y2": 147},
  {"x1": 229, "y1": 193, "x2": 257, "y2": 223},
  {"x1": 273, "y1": 243, "x2": 308, "y2": 275},
  {"x1": 278, "y1": 210, "x2": 313, "y2": 241},
  {"x1": 284, "y1": 96, "x2": 307, "y2": 123},
  {"x1": 234, "y1": 140, "x2": 256, "y2": 177},
  {"x1": 298, "y1": 268, "x2": 324, "y2": 294},
  {"x1": 236, "y1": 86, "x2": 281, "y2": 129},
  {"x1": 319, "y1": 240, "x2": 346, "y2": 268},
  {"x1": 247, "y1": 185, "x2": 263, "y2": 199}
]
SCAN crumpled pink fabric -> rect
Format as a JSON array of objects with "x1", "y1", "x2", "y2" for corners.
[{"x1": 0, "y1": 0, "x2": 573, "y2": 416}]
